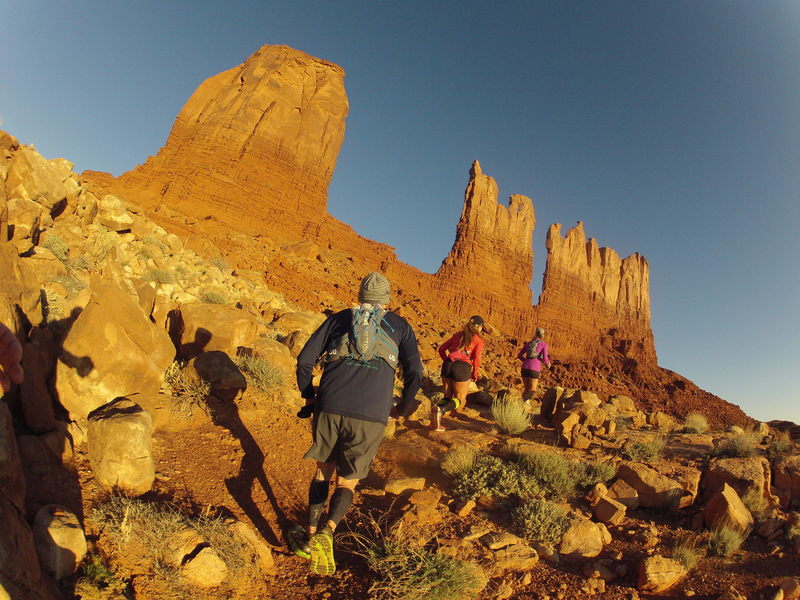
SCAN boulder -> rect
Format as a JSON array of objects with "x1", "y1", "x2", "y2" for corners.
[
  {"x1": 32, "y1": 504, "x2": 87, "y2": 580},
  {"x1": 87, "y1": 399, "x2": 155, "y2": 495},
  {"x1": 55, "y1": 275, "x2": 175, "y2": 419},
  {"x1": 5, "y1": 145, "x2": 70, "y2": 213},
  {"x1": 96, "y1": 194, "x2": 134, "y2": 231},
  {"x1": 272, "y1": 311, "x2": 325, "y2": 335},
  {"x1": 774, "y1": 455, "x2": 800, "y2": 507},
  {"x1": 594, "y1": 496, "x2": 627, "y2": 525},
  {"x1": 608, "y1": 395, "x2": 637, "y2": 413},
  {"x1": 637, "y1": 555, "x2": 687, "y2": 593},
  {"x1": 240, "y1": 337, "x2": 294, "y2": 378},
  {"x1": 281, "y1": 329, "x2": 310, "y2": 357},
  {"x1": 559, "y1": 518, "x2": 604, "y2": 558},
  {"x1": 703, "y1": 483, "x2": 753, "y2": 535},
  {"x1": 705, "y1": 457, "x2": 777, "y2": 507},
  {"x1": 227, "y1": 519, "x2": 276, "y2": 575},
  {"x1": 616, "y1": 462, "x2": 686, "y2": 509},
  {"x1": 171, "y1": 302, "x2": 262, "y2": 359},
  {"x1": 385, "y1": 477, "x2": 426, "y2": 495},
  {"x1": 189, "y1": 351, "x2": 246, "y2": 397},
  {"x1": 607, "y1": 478, "x2": 640, "y2": 511},
  {"x1": 181, "y1": 546, "x2": 227, "y2": 588},
  {"x1": 490, "y1": 544, "x2": 539, "y2": 573},
  {"x1": 0, "y1": 494, "x2": 51, "y2": 600}
]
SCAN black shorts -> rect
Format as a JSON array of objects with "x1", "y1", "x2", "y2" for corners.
[
  {"x1": 441, "y1": 360, "x2": 472, "y2": 382},
  {"x1": 521, "y1": 368, "x2": 541, "y2": 379},
  {"x1": 303, "y1": 411, "x2": 386, "y2": 480}
]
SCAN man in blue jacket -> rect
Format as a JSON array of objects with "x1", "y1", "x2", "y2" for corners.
[{"x1": 291, "y1": 272, "x2": 423, "y2": 575}]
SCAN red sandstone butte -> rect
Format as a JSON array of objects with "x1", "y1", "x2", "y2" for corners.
[{"x1": 83, "y1": 44, "x2": 749, "y2": 426}]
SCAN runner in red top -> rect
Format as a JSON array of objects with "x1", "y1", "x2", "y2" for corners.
[{"x1": 431, "y1": 315, "x2": 486, "y2": 431}]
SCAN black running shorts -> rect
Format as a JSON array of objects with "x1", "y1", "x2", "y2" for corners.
[
  {"x1": 521, "y1": 368, "x2": 541, "y2": 379},
  {"x1": 303, "y1": 411, "x2": 386, "y2": 480},
  {"x1": 441, "y1": 359, "x2": 472, "y2": 382}
]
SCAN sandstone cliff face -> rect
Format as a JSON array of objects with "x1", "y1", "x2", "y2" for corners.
[
  {"x1": 435, "y1": 160, "x2": 535, "y2": 319},
  {"x1": 89, "y1": 45, "x2": 348, "y2": 231},
  {"x1": 80, "y1": 44, "x2": 743, "y2": 422},
  {"x1": 537, "y1": 222, "x2": 656, "y2": 364}
]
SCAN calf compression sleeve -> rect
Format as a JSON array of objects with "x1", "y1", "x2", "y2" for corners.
[
  {"x1": 326, "y1": 487, "x2": 355, "y2": 528},
  {"x1": 437, "y1": 397, "x2": 460, "y2": 413},
  {"x1": 308, "y1": 480, "x2": 330, "y2": 531}
]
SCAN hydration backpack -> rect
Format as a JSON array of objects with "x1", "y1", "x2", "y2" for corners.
[
  {"x1": 325, "y1": 304, "x2": 399, "y2": 369},
  {"x1": 527, "y1": 338, "x2": 544, "y2": 360}
]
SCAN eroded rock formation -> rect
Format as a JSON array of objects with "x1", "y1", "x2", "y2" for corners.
[{"x1": 82, "y1": 44, "x2": 745, "y2": 422}]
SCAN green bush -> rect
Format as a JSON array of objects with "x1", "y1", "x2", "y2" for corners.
[
  {"x1": 162, "y1": 361, "x2": 210, "y2": 416},
  {"x1": 574, "y1": 460, "x2": 617, "y2": 489},
  {"x1": 451, "y1": 454, "x2": 539, "y2": 503},
  {"x1": 709, "y1": 524, "x2": 746, "y2": 557},
  {"x1": 74, "y1": 553, "x2": 128, "y2": 598},
  {"x1": 741, "y1": 488, "x2": 769, "y2": 522},
  {"x1": 512, "y1": 498, "x2": 570, "y2": 546},
  {"x1": 491, "y1": 396, "x2": 531, "y2": 435},
  {"x1": 144, "y1": 269, "x2": 175, "y2": 284},
  {"x1": 440, "y1": 446, "x2": 478, "y2": 477},
  {"x1": 366, "y1": 535, "x2": 487, "y2": 600},
  {"x1": 766, "y1": 431, "x2": 792, "y2": 462},
  {"x1": 671, "y1": 534, "x2": 705, "y2": 570},
  {"x1": 712, "y1": 433, "x2": 757, "y2": 458},
  {"x1": 682, "y1": 412, "x2": 709, "y2": 434},
  {"x1": 234, "y1": 355, "x2": 283, "y2": 392},
  {"x1": 516, "y1": 451, "x2": 579, "y2": 499},
  {"x1": 623, "y1": 434, "x2": 666, "y2": 462},
  {"x1": 42, "y1": 234, "x2": 69, "y2": 261}
]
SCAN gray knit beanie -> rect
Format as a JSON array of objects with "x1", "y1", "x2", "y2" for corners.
[{"x1": 358, "y1": 272, "x2": 391, "y2": 305}]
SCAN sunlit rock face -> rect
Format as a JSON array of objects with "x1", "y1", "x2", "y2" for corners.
[{"x1": 87, "y1": 45, "x2": 348, "y2": 232}]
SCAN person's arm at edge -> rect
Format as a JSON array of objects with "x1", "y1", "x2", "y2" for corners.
[
  {"x1": 542, "y1": 342, "x2": 551, "y2": 368},
  {"x1": 437, "y1": 333, "x2": 457, "y2": 361},
  {"x1": 471, "y1": 336, "x2": 485, "y2": 381},
  {"x1": 394, "y1": 323, "x2": 423, "y2": 418},
  {"x1": 516, "y1": 342, "x2": 528, "y2": 361},
  {"x1": 296, "y1": 316, "x2": 335, "y2": 402}
]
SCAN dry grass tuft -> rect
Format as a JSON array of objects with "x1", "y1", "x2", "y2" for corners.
[
  {"x1": 682, "y1": 412, "x2": 709, "y2": 434},
  {"x1": 708, "y1": 522, "x2": 747, "y2": 557},
  {"x1": 623, "y1": 434, "x2": 666, "y2": 462},
  {"x1": 671, "y1": 533, "x2": 705, "y2": 570},
  {"x1": 440, "y1": 445, "x2": 478, "y2": 477},
  {"x1": 491, "y1": 396, "x2": 530, "y2": 435},
  {"x1": 712, "y1": 433, "x2": 758, "y2": 458},
  {"x1": 162, "y1": 361, "x2": 211, "y2": 416},
  {"x1": 234, "y1": 355, "x2": 283, "y2": 392},
  {"x1": 512, "y1": 498, "x2": 570, "y2": 546}
]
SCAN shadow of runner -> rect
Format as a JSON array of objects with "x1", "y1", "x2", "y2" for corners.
[{"x1": 202, "y1": 365, "x2": 288, "y2": 547}]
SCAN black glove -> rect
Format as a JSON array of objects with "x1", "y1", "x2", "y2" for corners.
[{"x1": 297, "y1": 404, "x2": 314, "y2": 419}]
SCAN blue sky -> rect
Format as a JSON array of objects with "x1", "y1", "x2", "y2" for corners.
[{"x1": 2, "y1": 1, "x2": 798, "y2": 423}]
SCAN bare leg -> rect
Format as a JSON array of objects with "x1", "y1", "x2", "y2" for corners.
[
  {"x1": 452, "y1": 379, "x2": 470, "y2": 412},
  {"x1": 522, "y1": 376, "x2": 534, "y2": 401}
]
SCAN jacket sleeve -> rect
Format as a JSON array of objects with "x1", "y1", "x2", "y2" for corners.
[
  {"x1": 395, "y1": 323, "x2": 423, "y2": 417},
  {"x1": 542, "y1": 342, "x2": 551, "y2": 367},
  {"x1": 296, "y1": 316, "x2": 335, "y2": 400},
  {"x1": 438, "y1": 334, "x2": 458, "y2": 361},
  {"x1": 471, "y1": 337, "x2": 485, "y2": 381},
  {"x1": 517, "y1": 342, "x2": 528, "y2": 361}
]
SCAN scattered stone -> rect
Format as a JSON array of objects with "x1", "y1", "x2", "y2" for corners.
[
  {"x1": 480, "y1": 531, "x2": 521, "y2": 550},
  {"x1": 532, "y1": 542, "x2": 559, "y2": 563},
  {"x1": 594, "y1": 495, "x2": 626, "y2": 525},
  {"x1": 32, "y1": 504, "x2": 87, "y2": 580},
  {"x1": 607, "y1": 478, "x2": 640, "y2": 511},
  {"x1": 87, "y1": 398, "x2": 155, "y2": 495},
  {"x1": 454, "y1": 499, "x2": 476, "y2": 517},
  {"x1": 384, "y1": 477, "x2": 425, "y2": 495},
  {"x1": 407, "y1": 488, "x2": 442, "y2": 509},
  {"x1": 637, "y1": 555, "x2": 687, "y2": 593},
  {"x1": 616, "y1": 462, "x2": 685, "y2": 509},
  {"x1": 491, "y1": 544, "x2": 539, "y2": 573},
  {"x1": 227, "y1": 519, "x2": 276, "y2": 575},
  {"x1": 181, "y1": 546, "x2": 227, "y2": 588},
  {"x1": 559, "y1": 518, "x2": 604, "y2": 558},
  {"x1": 587, "y1": 482, "x2": 608, "y2": 506},
  {"x1": 703, "y1": 483, "x2": 754, "y2": 535},
  {"x1": 717, "y1": 585, "x2": 747, "y2": 600},
  {"x1": 463, "y1": 525, "x2": 491, "y2": 542}
]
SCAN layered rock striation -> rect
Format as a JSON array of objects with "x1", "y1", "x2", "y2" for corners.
[{"x1": 81, "y1": 44, "x2": 741, "y2": 420}]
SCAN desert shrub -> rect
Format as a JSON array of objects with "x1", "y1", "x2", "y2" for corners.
[
  {"x1": 344, "y1": 517, "x2": 486, "y2": 600},
  {"x1": 142, "y1": 235, "x2": 168, "y2": 252},
  {"x1": 49, "y1": 273, "x2": 86, "y2": 296},
  {"x1": 615, "y1": 415, "x2": 634, "y2": 430},
  {"x1": 574, "y1": 460, "x2": 617, "y2": 489},
  {"x1": 708, "y1": 523, "x2": 746, "y2": 557},
  {"x1": 682, "y1": 413, "x2": 709, "y2": 434},
  {"x1": 451, "y1": 454, "x2": 539, "y2": 503},
  {"x1": 42, "y1": 234, "x2": 69, "y2": 261},
  {"x1": 441, "y1": 445, "x2": 478, "y2": 477},
  {"x1": 788, "y1": 514, "x2": 800, "y2": 543},
  {"x1": 671, "y1": 534, "x2": 705, "y2": 570},
  {"x1": 767, "y1": 431, "x2": 792, "y2": 462},
  {"x1": 173, "y1": 264, "x2": 191, "y2": 281},
  {"x1": 491, "y1": 396, "x2": 530, "y2": 434},
  {"x1": 162, "y1": 361, "x2": 210, "y2": 416},
  {"x1": 91, "y1": 496, "x2": 259, "y2": 585},
  {"x1": 623, "y1": 434, "x2": 666, "y2": 462},
  {"x1": 512, "y1": 498, "x2": 570, "y2": 546},
  {"x1": 515, "y1": 451, "x2": 578, "y2": 499},
  {"x1": 74, "y1": 553, "x2": 129, "y2": 599},
  {"x1": 234, "y1": 355, "x2": 283, "y2": 392},
  {"x1": 65, "y1": 254, "x2": 91, "y2": 273},
  {"x1": 199, "y1": 290, "x2": 229, "y2": 305},
  {"x1": 144, "y1": 269, "x2": 175, "y2": 284},
  {"x1": 88, "y1": 228, "x2": 117, "y2": 261},
  {"x1": 741, "y1": 488, "x2": 770, "y2": 522},
  {"x1": 712, "y1": 433, "x2": 757, "y2": 458}
]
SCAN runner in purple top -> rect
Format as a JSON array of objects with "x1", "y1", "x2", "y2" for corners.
[{"x1": 517, "y1": 327, "x2": 551, "y2": 401}]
